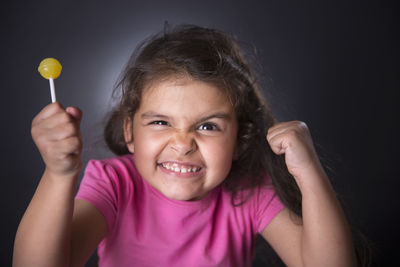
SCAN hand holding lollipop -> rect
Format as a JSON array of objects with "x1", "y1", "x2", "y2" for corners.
[
  {"x1": 38, "y1": 58, "x2": 62, "y2": 103},
  {"x1": 34, "y1": 57, "x2": 83, "y2": 177}
]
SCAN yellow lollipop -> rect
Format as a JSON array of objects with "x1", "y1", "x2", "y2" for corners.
[{"x1": 38, "y1": 58, "x2": 62, "y2": 103}]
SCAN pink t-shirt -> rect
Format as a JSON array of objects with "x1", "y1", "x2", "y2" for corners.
[{"x1": 76, "y1": 154, "x2": 284, "y2": 267}]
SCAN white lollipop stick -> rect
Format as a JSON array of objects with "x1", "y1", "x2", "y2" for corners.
[{"x1": 49, "y1": 78, "x2": 56, "y2": 103}]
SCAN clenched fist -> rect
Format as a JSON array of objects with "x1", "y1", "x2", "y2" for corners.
[
  {"x1": 266, "y1": 121, "x2": 323, "y2": 180},
  {"x1": 31, "y1": 102, "x2": 83, "y2": 178}
]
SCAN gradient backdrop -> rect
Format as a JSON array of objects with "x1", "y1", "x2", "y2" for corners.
[{"x1": 1, "y1": 0, "x2": 398, "y2": 266}]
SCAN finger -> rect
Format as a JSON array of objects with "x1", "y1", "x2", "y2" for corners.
[
  {"x1": 267, "y1": 132, "x2": 287, "y2": 155},
  {"x1": 32, "y1": 102, "x2": 65, "y2": 126},
  {"x1": 66, "y1": 106, "x2": 82, "y2": 124},
  {"x1": 267, "y1": 121, "x2": 300, "y2": 133},
  {"x1": 267, "y1": 121, "x2": 306, "y2": 142},
  {"x1": 37, "y1": 109, "x2": 78, "y2": 130},
  {"x1": 267, "y1": 123, "x2": 292, "y2": 143},
  {"x1": 53, "y1": 136, "x2": 83, "y2": 156},
  {"x1": 44, "y1": 121, "x2": 81, "y2": 141},
  {"x1": 40, "y1": 136, "x2": 82, "y2": 162}
]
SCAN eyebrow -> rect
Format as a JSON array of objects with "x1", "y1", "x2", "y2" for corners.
[
  {"x1": 141, "y1": 111, "x2": 232, "y2": 122},
  {"x1": 141, "y1": 112, "x2": 170, "y2": 120}
]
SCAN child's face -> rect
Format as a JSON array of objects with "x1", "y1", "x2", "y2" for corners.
[{"x1": 124, "y1": 77, "x2": 238, "y2": 201}]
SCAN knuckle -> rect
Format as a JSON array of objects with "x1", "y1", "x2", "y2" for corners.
[
  {"x1": 63, "y1": 122, "x2": 77, "y2": 135},
  {"x1": 34, "y1": 132, "x2": 49, "y2": 148},
  {"x1": 44, "y1": 145, "x2": 55, "y2": 157},
  {"x1": 75, "y1": 138, "x2": 83, "y2": 150},
  {"x1": 59, "y1": 112, "x2": 72, "y2": 123},
  {"x1": 31, "y1": 122, "x2": 45, "y2": 138},
  {"x1": 287, "y1": 129, "x2": 302, "y2": 140},
  {"x1": 66, "y1": 137, "x2": 81, "y2": 150},
  {"x1": 54, "y1": 152, "x2": 66, "y2": 162},
  {"x1": 287, "y1": 129, "x2": 298, "y2": 137},
  {"x1": 31, "y1": 112, "x2": 43, "y2": 126},
  {"x1": 296, "y1": 121, "x2": 308, "y2": 130},
  {"x1": 31, "y1": 126, "x2": 38, "y2": 138},
  {"x1": 35, "y1": 134, "x2": 46, "y2": 145}
]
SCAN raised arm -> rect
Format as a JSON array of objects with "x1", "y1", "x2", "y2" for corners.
[
  {"x1": 13, "y1": 103, "x2": 107, "y2": 267},
  {"x1": 262, "y1": 121, "x2": 357, "y2": 267}
]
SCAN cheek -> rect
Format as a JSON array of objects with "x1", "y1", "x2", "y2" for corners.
[
  {"x1": 201, "y1": 140, "x2": 235, "y2": 173},
  {"x1": 133, "y1": 131, "x2": 165, "y2": 160},
  {"x1": 133, "y1": 135, "x2": 166, "y2": 180}
]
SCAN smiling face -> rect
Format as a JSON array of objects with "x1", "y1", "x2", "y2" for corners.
[{"x1": 124, "y1": 77, "x2": 238, "y2": 201}]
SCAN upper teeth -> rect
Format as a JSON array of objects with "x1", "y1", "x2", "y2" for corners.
[{"x1": 161, "y1": 163, "x2": 201, "y2": 173}]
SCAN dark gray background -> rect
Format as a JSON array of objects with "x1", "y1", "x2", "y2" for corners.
[{"x1": 1, "y1": 0, "x2": 398, "y2": 266}]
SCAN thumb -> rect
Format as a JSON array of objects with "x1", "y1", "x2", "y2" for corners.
[{"x1": 66, "y1": 106, "x2": 83, "y2": 123}]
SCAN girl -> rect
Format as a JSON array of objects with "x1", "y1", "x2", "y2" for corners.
[{"x1": 14, "y1": 24, "x2": 359, "y2": 266}]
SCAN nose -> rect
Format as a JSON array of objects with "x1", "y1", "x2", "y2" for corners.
[{"x1": 170, "y1": 131, "x2": 197, "y2": 156}]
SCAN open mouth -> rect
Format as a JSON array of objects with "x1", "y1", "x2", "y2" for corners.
[{"x1": 158, "y1": 162, "x2": 203, "y2": 174}]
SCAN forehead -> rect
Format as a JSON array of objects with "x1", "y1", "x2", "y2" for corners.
[{"x1": 139, "y1": 77, "x2": 234, "y2": 115}]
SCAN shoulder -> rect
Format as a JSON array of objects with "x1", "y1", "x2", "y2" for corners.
[
  {"x1": 76, "y1": 155, "x2": 138, "y2": 236},
  {"x1": 77, "y1": 154, "x2": 140, "y2": 212},
  {"x1": 229, "y1": 176, "x2": 279, "y2": 206},
  {"x1": 80, "y1": 154, "x2": 140, "y2": 193},
  {"x1": 87, "y1": 154, "x2": 135, "y2": 171},
  {"x1": 85, "y1": 154, "x2": 137, "y2": 179},
  {"x1": 227, "y1": 176, "x2": 285, "y2": 233}
]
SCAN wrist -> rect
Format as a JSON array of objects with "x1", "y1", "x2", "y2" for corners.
[
  {"x1": 43, "y1": 167, "x2": 80, "y2": 186},
  {"x1": 293, "y1": 162, "x2": 332, "y2": 193}
]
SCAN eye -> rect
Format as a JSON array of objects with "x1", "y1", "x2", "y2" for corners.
[
  {"x1": 198, "y1": 122, "x2": 219, "y2": 131},
  {"x1": 149, "y1": 120, "x2": 169, "y2": 126}
]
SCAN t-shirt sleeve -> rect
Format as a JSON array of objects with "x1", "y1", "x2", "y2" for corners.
[
  {"x1": 75, "y1": 159, "x2": 119, "y2": 232},
  {"x1": 254, "y1": 185, "x2": 285, "y2": 233}
]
